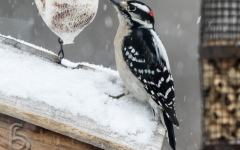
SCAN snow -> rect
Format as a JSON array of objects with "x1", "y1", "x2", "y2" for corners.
[
  {"x1": 103, "y1": 4, "x2": 107, "y2": 11},
  {"x1": 61, "y1": 59, "x2": 79, "y2": 68},
  {"x1": 0, "y1": 39, "x2": 157, "y2": 144},
  {"x1": 197, "y1": 16, "x2": 201, "y2": 24},
  {"x1": 177, "y1": 24, "x2": 180, "y2": 29},
  {"x1": 105, "y1": 16, "x2": 113, "y2": 28}
]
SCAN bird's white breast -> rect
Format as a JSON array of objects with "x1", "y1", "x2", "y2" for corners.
[
  {"x1": 114, "y1": 22, "x2": 149, "y2": 102},
  {"x1": 34, "y1": 0, "x2": 99, "y2": 44}
]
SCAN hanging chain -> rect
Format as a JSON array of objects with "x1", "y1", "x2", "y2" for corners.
[{"x1": 58, "y1": 38, "x2": 64, "y2": 60}]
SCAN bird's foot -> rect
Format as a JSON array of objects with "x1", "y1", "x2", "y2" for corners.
[
  {"x1": 108, "y1": 91, "x2": 129, "y2": 99},
  {"x1": 108, "y1": 93, "x2": 125, "y2": 99}
]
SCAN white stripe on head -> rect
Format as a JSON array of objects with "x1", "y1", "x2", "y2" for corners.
[{"x1": 131, "y1": 3, "x2": 150, "y2": 13}]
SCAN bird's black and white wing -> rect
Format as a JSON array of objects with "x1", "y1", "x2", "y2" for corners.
[{"x1": 122, "y1": 28, "x2": 179, "y2": 127}]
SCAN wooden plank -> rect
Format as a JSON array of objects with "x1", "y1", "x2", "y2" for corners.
[
  {"x1": 0, "y1": 94, "x2": 165, "y2": 150},
  {"x1": 0, "y1": 113, "x2": 101, "y2": 150},
  {"x1": 0, "y1": 37, "x2": 59, "y2": 63},
  {"x1": 0, "y1": 35, "x2": 94, "y2": 70},
  {"x1": 0, "y1": 35, "x2": 165, "y2": 150}
]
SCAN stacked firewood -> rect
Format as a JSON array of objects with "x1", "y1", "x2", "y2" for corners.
[
  {"x1": 203, "y1": 59, "x2": 240, "y2": 144},
  {"x1": 203, "y1": 36, "x2": 240, "y2": 46}
]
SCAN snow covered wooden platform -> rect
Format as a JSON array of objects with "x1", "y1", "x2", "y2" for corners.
[{"x1": 0, "y1": 35, "x2": 165, "y2": 150}]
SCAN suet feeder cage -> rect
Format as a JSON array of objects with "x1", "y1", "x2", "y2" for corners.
[{"x1": 200, "y1": 0, "x2": 240, "y2": 149}]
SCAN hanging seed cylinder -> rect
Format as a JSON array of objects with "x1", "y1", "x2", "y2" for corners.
[{"x1": 200, "y1": 0, "x2": 240, "y2": 149}]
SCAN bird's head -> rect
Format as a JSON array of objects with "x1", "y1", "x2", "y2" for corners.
[{"x1": 109, "y1": 0, "x2": 155, "y2": 29}]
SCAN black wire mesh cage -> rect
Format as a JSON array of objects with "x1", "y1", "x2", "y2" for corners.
[{"x1": 200, "y1": 0, "x2": 240, "y2": 149}]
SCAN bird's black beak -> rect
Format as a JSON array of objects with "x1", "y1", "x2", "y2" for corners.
[
  {"x1": 109, "y1": 0, "x2": 127, "y2": 10},
  {"x1": 109, "y1": 0, "x2": 121, "y2": 7}
]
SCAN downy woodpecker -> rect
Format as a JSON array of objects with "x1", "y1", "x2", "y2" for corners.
[{"x1": 109, "y1": 0, "x2": 179, "y2": 149}]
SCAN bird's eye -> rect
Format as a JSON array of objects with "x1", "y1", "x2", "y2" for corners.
[{"x1": 128, "y1": 5, "x2": 136, "y2": 11}]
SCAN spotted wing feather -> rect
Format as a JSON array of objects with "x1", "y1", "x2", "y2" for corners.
[{"x1": 122, "y1": 28, "x2": 179, "y2": 126}]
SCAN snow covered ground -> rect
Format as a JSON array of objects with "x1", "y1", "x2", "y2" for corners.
[{"x1": 0, "y1": 37, "x2": 158, "y2": 144}]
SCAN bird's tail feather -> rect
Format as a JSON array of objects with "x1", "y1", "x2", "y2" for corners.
[{"x1": 163, "y1": 111, "x2": 176, "y2": 150}]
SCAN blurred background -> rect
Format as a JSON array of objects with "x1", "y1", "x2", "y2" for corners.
[{"x1": 0, "y1": 0, "x2": 201, "y2": 149}]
